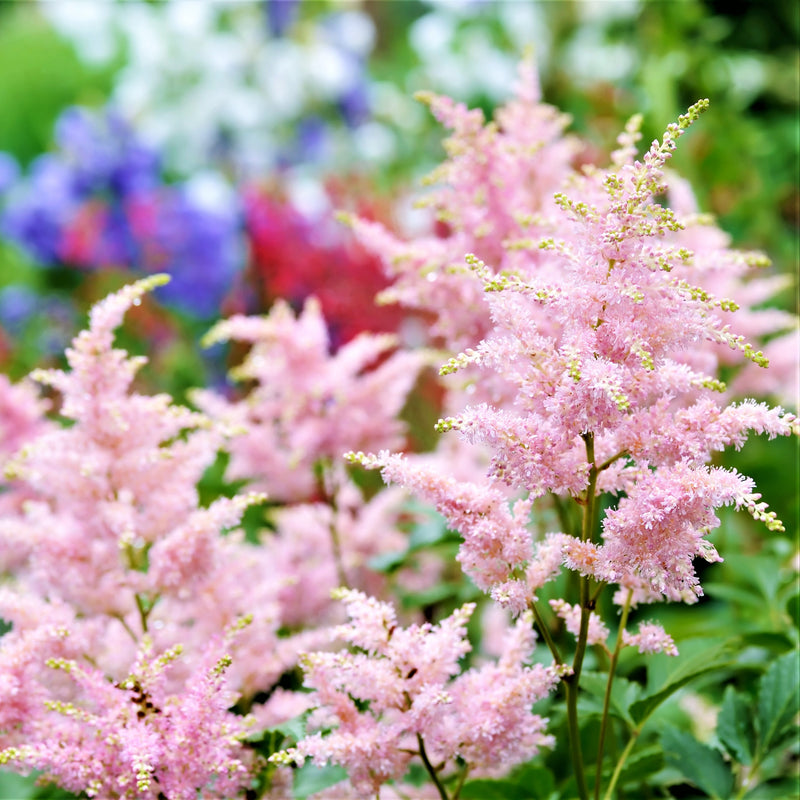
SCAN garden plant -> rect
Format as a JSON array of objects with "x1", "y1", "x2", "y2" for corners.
[{"x1": 0, "y1": 17, "x2": 797, "y2": 800}]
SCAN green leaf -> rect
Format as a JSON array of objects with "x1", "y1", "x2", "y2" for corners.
[
  {"x1": 786, "y1": 593, "x2": 800, "y2": 630},
  {"x1": 580, "y1": 671, "x2": 640, "y2": 725},
  {"x1": 461, "y1": 767, "x2": 556, "y2": 800},
  {"x1": 292, "y1": 762, "x2": 348, "y2": 798},
  {"x1": 661, "y1": 726, "x2": 734, "y2": 799},
  {"x1": 408, "y1": 511, "x2": 450, "y2": 550},
  {"x1": 756, "y1": 648, "x2": 800, "y2": 757},
  {"x1": 507, "y1": 764, "x2": 557, "y2": 799},
  {"x1": 630, "y1": 639, "x2": 737, "y2": 726},
  {"x1": 461, "y1": 780, "x2": 526, "y2": 800},
  {"x1": 703, "y1": 581, "x2": 765, "y2": 608},
  {"x1": 613, "y1": 746, "x2": 665, "y2": 787},
  {"x1": 367, "y1": 550, "x2": 406, "y2": 573},
  {"x1": 717, "y1": 685, "x2": 754, "y2": 765}
]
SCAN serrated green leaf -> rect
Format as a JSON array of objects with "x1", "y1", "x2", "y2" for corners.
[
  {"x1": 631, "y1": 639, "x2": 737, "y2": 726},
  {"x1": 292, "y1": 762, "x2": 348, "y2": 798},
  {"x1": 718, "y1": 685, "x2": 754, "y2": 765},
  {"x1": 756, "y1": 648, "x2": 800, "y2": 757},
  {"x1": 661, "y1": 726, "x2": 734, "y2": 799}
]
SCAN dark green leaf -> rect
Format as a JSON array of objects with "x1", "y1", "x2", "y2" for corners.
[
  {"x1": 460, "y1": 767, "x2": 557, "y2": 800},
  {"x1": 631, "y1": 639, "x2": 737, "y2": 725},
  {"x1": 718, "y1": 685, "x2": 754, "y2": 765},
  {"x1": 506, "y1": 764, "x2": 557, "y2": 799},
  {"x1": 787, "y1": 593, "x2": 800, "y2": 629},
  {"x1": 460, "y1": 779, "x2": 527, "y2": 799},
  {"x1": 661, "y1": 726, "x2": 734, "y2": 799},
  {"x1": 292, "y1": 762, "x2": 348, "y2": 798},
  {"x1": 703, "y1": 582, "x2": 764, "y2": 607},
  {"x1": 756, "y1": 648, "x2": 800, "y2": 757}
]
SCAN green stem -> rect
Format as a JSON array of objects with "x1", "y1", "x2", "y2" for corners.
[
  {"x1": 603, "y1": 727, "x2": 640, "y2": 800},
  {"x1": 565, "y1": 432, "x2": 602, "y2": 800},
  {"x1": 530, "y1": 600, "x2": 563, "y2": 664},
  {"x1": 451, "y1": 763, "x2": 470, "y2": 800},
  {"x1": 594, "y1": 590, "x2": 633, "y2": 800},
  {"x1": 134, "y1": 593, "x2": 150, "y2": 634},
  {"x1": 318, "y1": 461, "x2": 350, "y2": 588},
  {"x1": 417, "y1": 734, "x2": 449, "y2": 800}
]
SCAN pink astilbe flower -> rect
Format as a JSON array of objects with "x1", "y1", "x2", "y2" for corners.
[
  {"x1": 355, "y1": 97, "x2": 797, "y2": 610},
  {"x1": 273, "y1": 591, "x2": 563, "y2": 795},
  {"x1": 348, "y1": 57, "x2": 578, "y2": 356},
  {"x1": 194, "y1": 297, "x2": 423, "y2": 503},
  {"x1": 0, "y1": 637, "x2": 253, "y2": 799},
  {"x1": 549, "y1": 599, "x2": 609, "y2": 647},
  {"x1": 348, "y1": 450, "x2": 534, "y2": 612},
  {"x1": 0, "y1": 278, "x2": 302, "y2": 794},
  {"x1": 622, "y1": 622, "x2": 679, "y2": 656}
]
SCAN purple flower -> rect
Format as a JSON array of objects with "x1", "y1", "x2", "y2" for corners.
[
  {"x1": 264, "y1": 0, "x2": 300, "y2": 37},
  {"x1": 1, "y1": 105, "x2": 244, "y2": 318},
  {"x1": 1, "y1": 155, "x2": 76, "y2": 263},
  {"x1": 131, "y1": 187, "x2": 242, "y2": 318},
  {"x1": 0, "y1": 152, "x2": 19, "y2": 196},
  {"x1": 54, "y1": 106, "x2": 160, "y2": 198}
]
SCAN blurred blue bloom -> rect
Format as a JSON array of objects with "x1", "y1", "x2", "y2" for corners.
[
  {"x1": 1, "y1": 154, "x2": 76, "y2": 263},
  {"x1": 54, "y1": 106, "x2": 160, "y2": 198},
  {"x1": 264, "y1": 0, "x2": 300, "y2": 37},
  {"x1": 141, "y1": 188, "x2": 242, "y2": 318},
  {"x1": 0, "y1": 152, "x2": 19, "y2": 196},
  {"x1": 338, "y1": 81, "x2": 371, "y2": 127},
  {"x1": 1, "y1": 105, "x2": 243, "y2": 318},
  {"x1": 0, "y1": 285, "x2": 37, "y2": 335}
]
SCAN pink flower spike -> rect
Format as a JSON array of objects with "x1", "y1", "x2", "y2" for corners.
[{"x1": 622, "y1": 622, "x2": 679, "y2": 656}]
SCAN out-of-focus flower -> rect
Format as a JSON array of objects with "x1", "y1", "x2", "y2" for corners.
[
  {"x1": 2, "y1": 106, "x2": 242, "y2": 318},
  {"x1": 244, "y1": 183, "x2": 405, "y2": 347},
  {"x1": 41, "y1": 2, "x2": 380, "y2": 178}
]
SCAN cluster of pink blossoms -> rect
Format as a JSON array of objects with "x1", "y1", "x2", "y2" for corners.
[
  {"x1": 0, "y1": 277, "x2": 428, "y2": 796},
  {"x1": 0, "y1": 59, "x2": 796, "y2": 800},
  {"x1": 272, "y1": 589, "x2": 567, "y2": 796},
  {"x1": 350, "y1": 66, "x2": 797, "y2": 615}
]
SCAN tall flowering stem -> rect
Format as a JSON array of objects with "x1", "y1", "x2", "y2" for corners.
[
  {"x1": 594, "y1": 589, "x2": 633, "y2": 800},
  {"x1": 350, "y1": 74, "x2": 797, "y2": 800}
]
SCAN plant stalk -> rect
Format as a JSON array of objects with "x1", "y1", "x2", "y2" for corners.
[{"x1": 594, "y1": 589, "x2": 633, "y2": 800}]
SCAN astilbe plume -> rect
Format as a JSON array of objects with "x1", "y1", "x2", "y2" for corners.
[
  {"x1": 273, "y1": 589, "x2": 566, "y2": 796},
  {"x1": 352, "y1": 98, "x2": 798, "y2": 613},
  {"x1": 0, "y1": 277, "x2": 285, "y2": 796},
  {"x1": 194, "y1": 296, "x2": 423, "y2": 503},
  {"x1": 348, "y1": 58, "x2": 796, "y2": 411},
  {"x1": 346, "y1": 57, "x2": 579, "y2": 356}
]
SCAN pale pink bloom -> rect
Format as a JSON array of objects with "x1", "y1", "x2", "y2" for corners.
[
  {"x1": 0, "y1": 638, "x2": 253, "y2": 799},
  {"x1": 276, "y1": 595, "x2": 563, "y2": 794},
  {"x1": 549, "y1": 599, "x2": 610, "y2": 647},
  {"x1": 195, "y1": 297, "x2": 422, "y2": 502},
  {"x1": 622, "y1": 622, "x2": 679, "y2": 656},
  {"x1": 349, "y1": 451, "x2": 534, "y2": 608}
]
